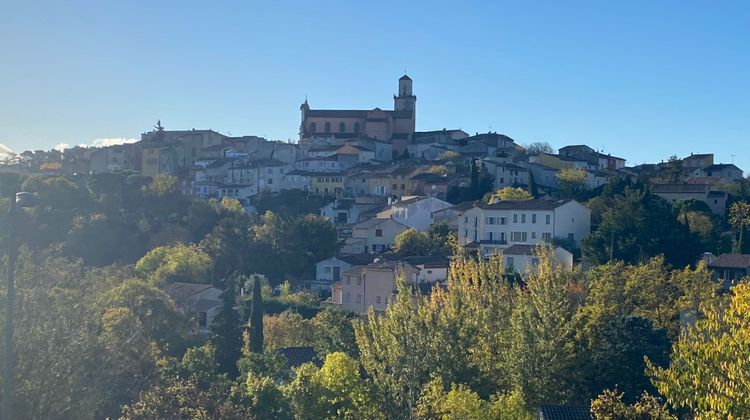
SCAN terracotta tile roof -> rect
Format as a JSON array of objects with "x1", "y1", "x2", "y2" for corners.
[
  {"x1": 708, "y1": 254, "x2": 750, "y2": 269},
  {"x1": 651, "y1": 183, "x2": 709, "y2": 194},
  {"x1": 163, "y1": 282, "x2": 213, "y2": 302},
  {"x1": 475, "y1": 199, "x2": 573, "y2": 211}
]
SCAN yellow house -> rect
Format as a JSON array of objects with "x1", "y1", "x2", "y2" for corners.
[
  {"x1": 387, "y1": 166, "x2": 428, "y2": 196},
  {"x1": 311, "y1": 173, "x2": 345, "y2": 198}
]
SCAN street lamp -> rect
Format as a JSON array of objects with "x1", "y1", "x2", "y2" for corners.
[{"x1": 3, "y1": 191, "x2": 38, "y2": 420}]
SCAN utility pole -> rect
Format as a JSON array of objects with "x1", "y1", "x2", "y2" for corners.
[{"x1": 2, "y1": 193, "x2": 17, "y2": 420}]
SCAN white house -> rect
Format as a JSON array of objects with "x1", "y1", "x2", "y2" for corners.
[
  {"x1": 341, "y1": 218, "x2": 409, "y2": 254},
  {"x1": 329, "y1": 261, "x2": 421, "y2": 314},
  {"x1": 376, "y1": 196, "x2": 453, "y2": 231},
  {"x1": 320, "y1": 197, "x2": 386, "y2": 226},
  {"x1": 163, "y1": 282, "x2": 223, "y2": 333},
  {"x1": 500, "y1": 244, "x2": 573, "y2": 273},
  {"x1": 457, "y1": 199, "x2": 591, "y2": 256},
  {"x1": 483, "y1": 158, "x2": 530, "y2": 189},
  {"x1": 310, "y1": 254, "x2": 378, "y2": 291}
]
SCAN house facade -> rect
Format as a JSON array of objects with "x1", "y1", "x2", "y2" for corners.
[
  {"x1": 651, "y1": 183, "x2": 727, "y2": 217},
  {"x1": 163, "y1": 282, "x2": 223, "y2": 333},
  {"x1": 376, "y1": 196, "x2": 453, "y2": 231},
  {"x1": 330, "y1": 262, "x2": 420, "y2": 314},
  {"x1": 707, "y1": 253, "x2": 750, "y2": 288},
  {"x1": 341, "y1": 218, "x2": 409, "y2": 254},
  {"x1": 501, "y1": 244, "x2": 574, "y2": 273},
  {"x1": 457, "y1": 199, "x2": 591, "y2": 255}
]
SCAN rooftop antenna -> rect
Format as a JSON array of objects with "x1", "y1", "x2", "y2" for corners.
[{"x1": 731, "y1": 154, "x2": 736, "y2": 164}]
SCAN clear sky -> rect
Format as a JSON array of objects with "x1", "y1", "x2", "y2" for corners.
[{"x1": 1, "y1": 1, "x2": 748, "y2": 170}]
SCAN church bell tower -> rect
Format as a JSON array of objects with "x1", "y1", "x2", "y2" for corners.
[{"x1": 394, "y1": 74, "x2": 416, "y2": 112}]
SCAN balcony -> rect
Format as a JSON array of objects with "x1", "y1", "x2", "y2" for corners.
[{"x1": 479, "y1": 239, "x2": 508, "y2": 245}]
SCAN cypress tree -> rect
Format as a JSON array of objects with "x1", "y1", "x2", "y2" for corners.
[
  {"x1": 249, "y1": 277, "x2": 264, "y2": 353},
  {"x1": 211, "y1": 281, "x2": 242, "y2": 377}
]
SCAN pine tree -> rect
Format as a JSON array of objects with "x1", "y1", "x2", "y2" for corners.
[
  {"x1": 249, "y1": 276, "x2": 265, "y2": 353},
  {"x1": 211, "y1": 280, "x2": 243, "y2": 377},
  {"x1": 470, "y1": 159, "x2": 479, "y2": 198}
]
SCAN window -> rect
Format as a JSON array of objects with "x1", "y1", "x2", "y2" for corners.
[
  {"x1": 464, "y1": 217, "x2": 468, "y2": 224},
  {"x1": 485, "y1": 217, "x2": 495, "y2": 225},
  {"x1": 545, "y1": 214, "x2": 551, "y2": 225},
  {"x1": 376, "y1": 296, "x2": 381, "y2": 304},
  {"x1": 325, "y1": 122, "x2": 331, "y2": 132},
  {"x1": 542, "y1": 232, "x2": 552, "y2": 241},
  {"x1": 506, "y1": 257, "x2": 515, "y2": 269},
  {"x1": 531, "y1": 232, "x2": 537, "y2": 239},
  {"x1": 339, "y1": 122, "x2": 346, "y2": 133},
  {"x1": 267, "y1": 178, "x2": 273, "y2": 185},
  {"x1": 392, "y1": 184, "x2": 397, "y2": 190},
  {"x1": 532, "y1": 214, "x2": 537, "y2": 224},
  {"x1": 500, "y1": 217, "x2": 507, "y2": 225},
  {"x1": 345, "y1": 276, "x2": 351, "y2": 284},
  {"x1": 511, "y1": 232, "x2": 528, "y2": 242},
  {"x1": 356, "y1": 277, "x2": 361, "y2": 286},
  {"x1": 464, "y1": 230, "x2": 468, "y2": 238},
  {"x1": 568, "y1": 233, "x2": 575, "y2": 241},
  {"x1": 354, "y1": 122, "x2": 360, "y2": 133},
  {"x1": 513, "y1": 214, "x2": 518, "y2": 223},
  {"x1": 325, "y1": 266, "x2": 331, "y2": 273},
  {"x1": 344, "y1": 293, "x2": 351, "y2": 303},
  {"x1": 521, "y1": 214, "x2": 526, "y2": 223},
  {"x1": 310, "y1": 122, "x2": 317, "y2": 132},
  {"x1": 375, "y1": 229, "x2": 383, "y2": 237},
  {"x1": 198, "y1": 312, "x2": 207, "y2": 328}
]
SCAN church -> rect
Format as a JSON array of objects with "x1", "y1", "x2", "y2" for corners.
[{"x1": 299, "y1": 75, "x2": 417, "y2": 155}]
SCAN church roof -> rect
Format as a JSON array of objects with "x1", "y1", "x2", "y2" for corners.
[
  {"x1": 399, "y1": 74, "x2": 412, "y2": 81},
  {"x1": 305, "y1": 109, "x2": 413, "y2": 120}
]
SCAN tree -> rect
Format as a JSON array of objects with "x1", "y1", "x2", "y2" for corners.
[
  {"x1": 249, "y1": 276, "x2": 265, "y2": 354},
  {"x1": 245, "y1": 374, "x2": 293, "y2": 420},
  {"x1": 100, "y1": 278, "x2": 193, "y2": 353},
  {"x1": 582, "y1": 188, "x2": 701, "y2": 268},
  {"x1": 393, "y1": 228, "x2": 433, "y2": 256},
  {"x1": 523, "y1": 142, "x2": 555, "y2": 155},
  {"x1": 135, "y1": 243, "x2": 213, "y2": 285},
  {"x1": 263, "y1": 310, "x2": 316, "y2": 350},
  {"x1": 555, "y1": 168, "x2": 589, "y2": 200},
  {"x1": 253, "y1": 212, "x2": 339, "y2": 283},
  {"x1": 312, "y1": 308, "x2": 359, "y2": 358},
  {"x1": 590, "y1": 389, "x2": 675, "y2": 419},
  {"x1": 253, "y1": 189, "x2": 330, "y2": 217},
  {"x1": 415, "y1": 378, "x2": 533, "y2": 420},
  {"x1": 729, "y1": 201, "x2": 750, "y2": 253},
  {"x1": 121, "y1": 377, "x2": 253, "y2": 419},
  {"x1": 283, "y1": 352, "x2": 384, "y2": 419},
  {"x1": 508, "y1": 248, "x2": 579, "y2": 406},
  {"x1": 648, "y1": 281, "x2": 750, "y2": 417},
  {"x1": 486, "y1": 187, "x2": 533, "y2": 203},
  {"x1": 211, "y1": 281, "x2": 243, "y2": 377}
]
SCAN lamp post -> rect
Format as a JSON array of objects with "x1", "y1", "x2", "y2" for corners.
[{"x1": 3, "y1": 191, "x2": 38, "y2": 420}]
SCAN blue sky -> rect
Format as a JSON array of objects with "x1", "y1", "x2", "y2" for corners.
[{"x1": 1, "y1": 1, "x2": 748, "y2": 170}]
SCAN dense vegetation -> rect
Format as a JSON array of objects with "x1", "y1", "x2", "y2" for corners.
[{"x1": 1, "y1": 170, "x2": 750, "y2": 418}]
